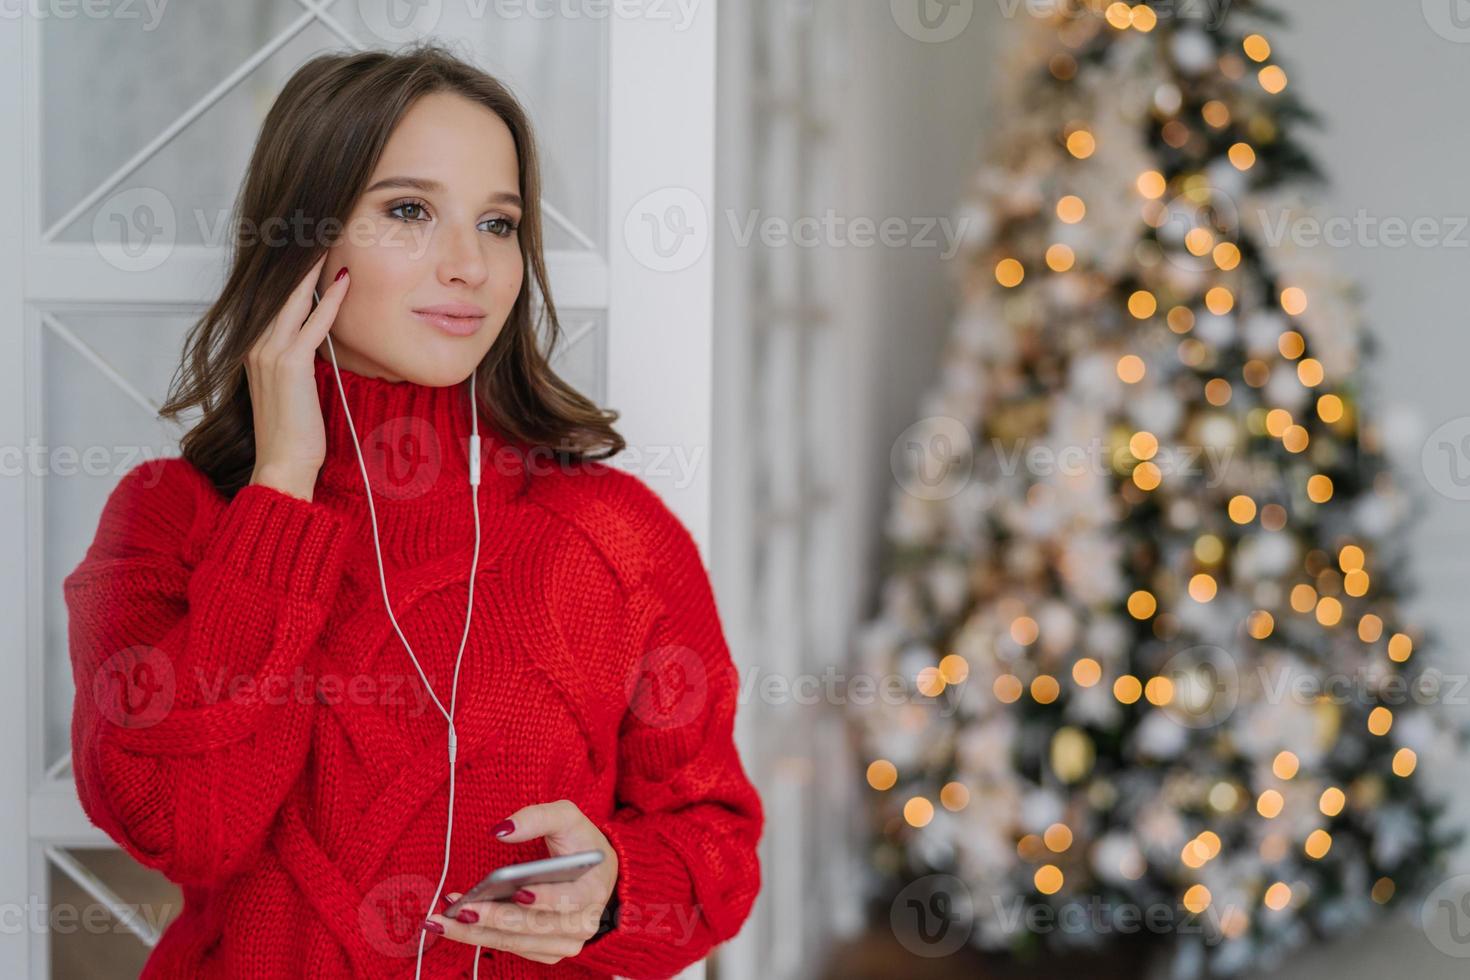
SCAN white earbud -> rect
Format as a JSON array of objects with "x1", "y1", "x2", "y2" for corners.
[{"x1": 313, "y1": 286, "x2": 485, "y2": 976}]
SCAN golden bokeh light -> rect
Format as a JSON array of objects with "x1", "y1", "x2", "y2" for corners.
[
  {"x1": 1247, "y1": 609, "x2": 1275, "y2": 639},
  {"x1": 867, "y1": 759, "x2": 897, "y2": 791},
  {"x1": 1072, "y1": 657, "x2": 1102, "y2": 687},
  {"x1": 1189, "y1": 573, "x2": 1218, "y2": 603},
  {"x1": 1137, "y1": 170, "x2": 1167, "y2": 199},
  {"x1": 996, "y1": 257, "x2": 1025, "y2": 287},
  {"x1": 1035, "y1": 864, "x2": 1064, "y2": 895},
  {"x1": 1229, "y1": 495, "x2": 1258, "y2": 524},
  {"x1": 1130, "y1": 431, "x2": 1159, "y2": 460},
  {"x1": 1133, "y1": 461, "x2": 1162, "y2": 491},
  {"x1": 1067, "y1": 129, "x2": 1097, "y2": 159},
  {"x1": 1263, "y1": 881, "x2": 1292, "y2": 911},
  {"x1": 1280, "y1": 286, "x2": 1308, "y2": 315},
  {"x1": 1318, "y1": 394, "x2": 1345, "y2": 423},
  {"x1": 1257, "y1": 789, "x2": 1284, "y2": 818},
  {"x1": 1046, "y1": 244, "x2": 1076, "y2": 272},
  {"x1": 1388, "y1": 633, "x2": 1413, "y2": 662},
  {"x1": 1044, "y1": 823, "x2": 1073, "y2": 852},
  {"x1": 1297, "y1": 358, "x2": 1325, "y2": 387},
  {"x1": 904, "y1": 796, "x2": 934, "y2": 827}
]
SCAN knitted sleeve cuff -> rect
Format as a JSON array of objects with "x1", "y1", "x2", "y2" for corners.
[
  {"x1": 201, "y1": 483, "x2": 353, "y2": 597},
  {"x1": 588, "y1": 886, "x2": 620, "y2": 943},
  {"x1": 572, "y1": 814, "x2": 711, "y2": 976}
]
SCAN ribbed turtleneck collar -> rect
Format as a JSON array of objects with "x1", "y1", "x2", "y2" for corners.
[{"x1": 311, "y1": 350, "x2": 523, "y2": 503}]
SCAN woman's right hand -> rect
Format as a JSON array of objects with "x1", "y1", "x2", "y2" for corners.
[{"x1": 246, "y1": 254, "x2": 350, "y2": 502}]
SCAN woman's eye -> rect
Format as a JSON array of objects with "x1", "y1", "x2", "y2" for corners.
[
  {"x1": 482, "y1": 217, "x2": 518, "y2": 238},
  {"x1": 388, "y1": 201, "x2": 427, "y2": 222}
]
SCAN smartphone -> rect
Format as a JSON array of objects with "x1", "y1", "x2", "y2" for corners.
[{"x1": 443, "y1": 850, "x2": 604, "y2": 917}]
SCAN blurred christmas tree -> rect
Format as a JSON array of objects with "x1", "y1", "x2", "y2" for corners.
[{"x1": 853, "y1": 1, "x2": 1465, "y2": 976}]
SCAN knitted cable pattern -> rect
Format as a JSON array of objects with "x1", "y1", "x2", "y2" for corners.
[{"x1": 63, "y1": 354, "x2": 764, "y2": 979}]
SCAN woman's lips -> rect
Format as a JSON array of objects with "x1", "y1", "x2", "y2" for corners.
[{"x1": 413, "y1": 310, "x2": 485, "y2": 336}]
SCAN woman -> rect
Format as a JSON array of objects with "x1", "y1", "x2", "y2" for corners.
[{"x1": 63, "y1": 41, "x2": 762, "y2": 979}]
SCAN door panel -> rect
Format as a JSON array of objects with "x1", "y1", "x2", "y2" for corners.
[{"x1": 4, "y1": 3, "x2": 716, "y2": 976}]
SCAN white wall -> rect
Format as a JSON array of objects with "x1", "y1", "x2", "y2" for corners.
[{"x1": 839, "y1": 5, "x2": 1001, "y2": 609}]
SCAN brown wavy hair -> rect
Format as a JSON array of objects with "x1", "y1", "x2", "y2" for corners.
[{"x1": 159, "y1": 39, "x2": 624, "y2": 499}]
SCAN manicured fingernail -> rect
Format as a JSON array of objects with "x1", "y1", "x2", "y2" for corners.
[
  {"x1": 514, "y1": 889, "x2": 535, "y2": 905},
  {"x1": 422, "y1": 919, "x2": 444, "y2": 934},
  {"x1": 457, "y1": 908, "x2": 479, "y2": 923},
  {"x1": 334, "y1": 266, "x2": 348, "y2": 282},
  {"x1": 491, "y1": 819, "x2": 515, "y2": 837}
]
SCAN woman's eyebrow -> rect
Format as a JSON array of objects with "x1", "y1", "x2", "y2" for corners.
[{"x1": 363, "y1": 175, "x2": 522, "y2": 209}]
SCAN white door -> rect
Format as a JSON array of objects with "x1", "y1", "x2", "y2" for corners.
[{"x1": 0, "y1": 4, "x2": 716, "y2": 977}]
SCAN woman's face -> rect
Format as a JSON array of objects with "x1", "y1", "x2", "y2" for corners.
[{"x1": 314, "y1": 91, "x2": 525, "y2": 385}]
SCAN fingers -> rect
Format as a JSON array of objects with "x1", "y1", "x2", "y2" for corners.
[
  {"x1": 426, "y1": 913, "x2": 588, "y2": 961},
  {"x1": 486, "y1": 880, "x2": 578, "y2": 914},
  {"x1": 493, "y1": 799, "x2": 584, "y2": 846},
  {"x1": 445, "y1": 890, "x2": 601, "y2": 944},
  {"x1": 297, "y1": 263, "x2": 349, "y2": 355},
  {"x1": 255, "y1": 254, "x2": 327, "y2": 357}
]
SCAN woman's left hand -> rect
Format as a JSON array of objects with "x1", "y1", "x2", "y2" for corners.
[{"x1": 424, "y1": 799, "x2": 619, "y2": 966}]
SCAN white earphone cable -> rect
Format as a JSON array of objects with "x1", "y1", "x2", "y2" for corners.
[{"x1": 320, "y1": 329, "x2": 486, "y2": 979}]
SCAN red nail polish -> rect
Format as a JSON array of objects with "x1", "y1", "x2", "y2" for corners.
[
  {"x1": 334, "y1": 266, "x2": 348, "y2": 281},
  {"x1": 491, "y1": 819, "x2": 515, "y2": 838},
  {"x1": 513, "y1": 889, "x2": 535, "y2": 905},
  {"x1": 422, "y1": 919, "x2": 444, "y2": 934},
  {"x1": 457, "y1": 908, "x2": 479, "y2": 923}
]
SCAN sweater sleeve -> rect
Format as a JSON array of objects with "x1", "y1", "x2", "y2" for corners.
[
  {"x1": 570, "y1": 500, "x2": 764, "y2": 980},
  {"x1": 64, "y1": 459, "x2": 354, "y2": 889}
]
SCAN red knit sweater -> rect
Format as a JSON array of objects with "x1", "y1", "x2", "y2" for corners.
[{"x1": 63, "y1": 353, "x2": 763, "y2": 979}]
